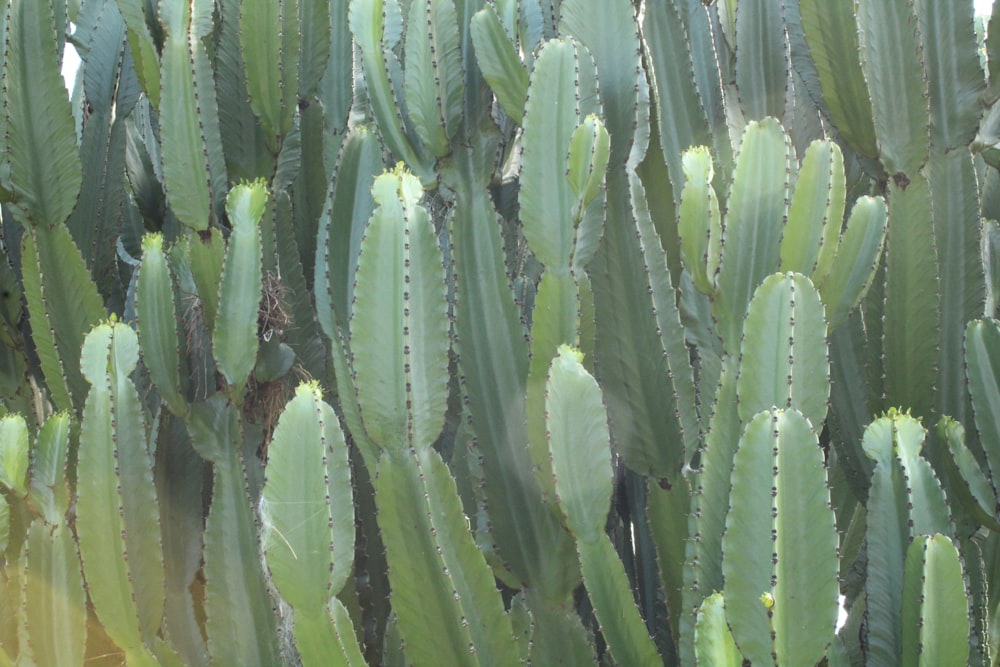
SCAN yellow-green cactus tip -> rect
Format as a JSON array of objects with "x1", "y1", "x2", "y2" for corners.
[
  {"x1": 296, "y1": 380, "x2": 324, "y2": 400},
  {"x1": 556, "y1": 343, "x2": 585, "y2": 365},
  {"x1": 760, "y1": 592, "x2": 775, "y2": 610}
]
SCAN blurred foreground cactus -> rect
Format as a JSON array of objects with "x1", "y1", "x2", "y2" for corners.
[{"x1": 0, "y1": 0, "x2": 999, "y2": 665}]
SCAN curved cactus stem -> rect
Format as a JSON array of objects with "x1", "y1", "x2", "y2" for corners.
[
  {"x1": 937, "y1": 416, "x2": 1000, "y2": 532},
  {"x1": 24, "y1": 520, "x2": 86, "y2": 667},
  {"x1": 113, "y1": 0, "x2": 161, "y2": 106},
  {"x1": 213, "y1": 181, "x2": 267, "y2": 401},
  {"x1": 798, "y1": 0, "x2": 877, "y2": 158},
  {"x1": 736, "y1": 272, "x2": 829, "y2": 430},
  {"x1": 1, "y1": 0, "x2": 82, "y2": 230},
  {"x1": 470, "y1": 3, "x2": 529, "y2": 122},
  {"x1": 76, "y1": 321, "x2": 162, "y2": 665},
  {"x1": 694, "y1": 593, "x2": 741, "y2": 667},
  {"x1": 546, "y1": 346, "x2": 662, "y2": 666},
  {"x1": 856, "y1": 0, "x2": 930, "y2": 177},
  {"x1": 404, "y1": 0, "x2": 464, "y2": 157},
  {"x1": 375, "y1": 447, "x2": 521, "y2": 667},
  {"x1": 902, "y1": 534, "x2": 970, "y2": 666}
]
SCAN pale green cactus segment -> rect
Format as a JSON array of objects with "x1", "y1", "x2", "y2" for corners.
[
  {"x1": 737, "y1": 272, "x2": 829, "y2": 430},
  {"x1": 262, "y1": 382, "x2": 354, "y2": 612},
  {"x1": 694, "y1": 593, "x2": 741, "y2": 667},
  {"x1": 913, "y1": 0, "x2": 985, "y2": 152},
  {"x1": 405, "y1": 0, "x2": 464, "y2": 157},
  {"x1": 76, "y1": 323, "x2": 160, "y2": 664},
  {"x1": 241, "y1": 0, "x2": 300, "y2": 148},
  {"x1": 798, "y1": 0, "x2": 877, "y2": 158},
  {"x1": 781, "y1": 140, "x2": 846, "y2": 278},
  {"x1": 329, "y1": 598, "x2": 369, "y2": 667},
  {"x1": 213, "y1": 180, "x2": 268, "y2": 398},
  {"x1": 136, "y1": 233, "x2": 186, "y2": 417},
  {"x1": 28, "y1": 412, "x2": 72, "y2": 525},
  {"x1": 20, "y1": 226, "x2": 106, "y2": 413},
  {"x1": 351, "y1": 167, "x2": 450, "y2": 454},
  {"x1": 1, "y1": 0, "x2": 82, "y2": 229},
  {"x1": 470, "y1": 3, "x2": 529, "y2": 121},
  {"x1": 714, "y1": 118, "x2": 791, "y2": 351},
  {"x1": 883, "y1": 175, "x2": 939, "y2": 421},
  {"x1": 856, "y1": 0, "x2": 930, "y2": 176},
  {"x1": 159, "y1": 2, "x2": 212, "y2": 231},
  {"x1": 901, "y1": 534, "x2": 970, "y2": 666},
  {"x1": 374, "y1": 447, "x2": 521, "y2": 667},
  {"x1": 816, "y1": 195, "x2": 888, "y2": 328},
  {"x1": 24, "y1": 520, "x2": 87, "y2": 667},
  {"x1": 292, "y1": 608, "x2": 367, "y2": 667},
  {"x1": 526, "y1": 271, "x2": 579, "y2": 504},
  {"x1": 678, "y1": 146, "x2": 722, "y2": 296},
  {"x1": 722, "y1": 408, "x2": 839, "y2": 667},
  {"x1": 520, "y1": 38, "x2": 585, "y2": 270},
  {"x1": 315, "y1": 126, "x2": 381, "y2": 340},
  {"x1": 567, "y1": 115, "x2": 611, "y2": 224},
  {"x1": 936, "y1": 417, "x2": 1000, "y2": 532},
  {"x1": 545, "y1": 344, "x2": 610, "y2": 542},
  {"x1": 187, "y1": 227, "x2": 226, "y2": 333},
  {"x1": 0, "y1": 494, "x2": 7, "y2": 563},
  {"x1": 965, "y1": 318, "x2": 1000, "y2": 492},
  {"x1": 114, "y1": 0, "x2": 161, "y2": 106},
  {"x1": 348, "y1": 0, "x2": 435, "y2": 184},
  {"x1": 0, "y1": 414, "x2": 28, "y2": 497},
  {"x1": 641, "y1": 0, "x2": 713, "y2": 199},
  {"x1": 734, "y1": 0, "x2": 788, "y2": 121}
]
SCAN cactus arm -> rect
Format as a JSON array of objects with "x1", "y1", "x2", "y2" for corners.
[
  {"x1": 24, "y1": 521, "x2": 86, "y2": 667},
  {"x1": 641, "y1": 0, "x2": 713, "y2": 201},
  {"x1": 678, "y1": 146, "x2": 722, "y2": 295},
  {"x1": 694, "y1": 593, "x2": 741, "y2": 667},
  {"x1": 470, "y1": 3, "x2": 529, "y2": 122},
  {"x1": 263, "y1": 383, "x2": 360, "y2": 667},
  {"x1": 931, "y1": 152, "x2": 985, "y2": 427},
  {"x1": 404, "y1": 0, "x2": 464, "y2": 157},
  {"x1": 901, "y1": 534, "x2": 970, "y2": 666},
  {"x1": 937, "y1": 417, "x2": 1000, "y2": 532},
  {"x1": 856, "y1": 0, "x2": 930, "y2": 177},
  {"x1": 797, "y1": 0, "x2": 877, "y2": 158},
  {"x1": 76, "y1": 323, "x2": 159, "y2": 666},
  {"x1": 315, "y1": 126, "x2": 382, "y2": 340},
  {"x1": 240, "y1": 0, "x2": 299, "y2": 149},
  {"x1": 351, "y1": 168, "x2": 449, "y2": 454},
  {"x1": 1, "y1": 0, "x2": 82, "y2": 229},
  {"x1": 815, "y1": 195, "x2": 888, "y2": 328},
  {"x1": 446, "y1": 148, "x2": 579, "y2": 601},
  {"x1": 186, "y1": 228, "x2": 225, "y2": 334},
  {"x1": 736, "y1": 272, "x2": 829, "y2": 429},
  {"x1": 213, "y1": 181, "x2": 267, "y2": 400},
  {"x1": 159, "y1": 0, "x2": 212, "y2": 231},
  {"x1": 914, "y1": 0, "x2": 984, "y2": 153},
  {"x1": 375, "y1": 447, "x2": 521, "y2": 667},
  {"x1": 781, "y1": 140, "x2": 845, "y2": 278},
  {"x1": 883, "y1": 175, "x2": 940, "y2": 422},
  {"x1": 965, "y1": 318, "x2": 1000, "y2": 496},
  {"x1": 188, "y1": 399, "x2": 281, "y2": 666},
  {"x1": 0, "y1": 414, "x2": 27, "y2": 497},
  {"x1": 28, "y1": 413, "x2": 71, "y2": 525},
  {"x1": 136, "y1": 233, "x2": 186, "y2": 417},
  {"x1": 714, "y1": 118, "x2": 791, "y2": 351},
  {"x1": 722, "y1": 408, "x2": 839, "y2": 667},
  {"x1": 298, "y1": 0, "x2": 332, "y2": 99},
  {"x1": 733, "y1": 0, "x2": 788, "y2": 121},
  {"x1": 546, "y1": 346, "x2": 662, "y2": 666},
  {"x1": 348, "y1": 0, "x2": 435, "y2": 184},
  {"x1": 20, "y1": 226, "x2": 106, "y2": 413},
  {"x1": 519, "y1": 38, "x2": 584, "y2": 270}
]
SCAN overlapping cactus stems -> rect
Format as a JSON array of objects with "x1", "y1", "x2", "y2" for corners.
[{"x1": 0, "y1": 0, "x2": 998, "y2": 665}]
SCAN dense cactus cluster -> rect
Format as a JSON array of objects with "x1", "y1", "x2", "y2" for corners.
[{"x1": 0, "y1": 0, "x2": 999, "y2": 665}]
